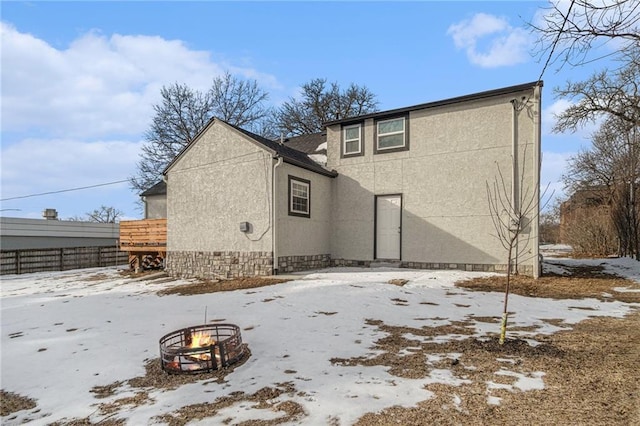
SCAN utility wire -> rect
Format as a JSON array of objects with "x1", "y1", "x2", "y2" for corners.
[
  {"x1": 1, "y1": 179, "x2": 129, "y2": 201},
  {"x1": 538, "y1": 0, "x2": 576, "y2": 82}
]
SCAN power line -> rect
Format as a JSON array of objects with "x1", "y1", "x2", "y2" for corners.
[
  {"x1": 538, "y1": 0, "x2": 576, "y2": 82},
  {"x1": 1, "y1": 179, "x2": 130, "y2": 202}
]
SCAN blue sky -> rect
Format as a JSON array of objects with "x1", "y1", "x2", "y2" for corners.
[{"x1": 1, "y1": 1, "x2": 611, "y2": 220}]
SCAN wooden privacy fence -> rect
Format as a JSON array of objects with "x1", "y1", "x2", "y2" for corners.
[{"x1": 1, "y1": 246, "x2": 128, "y2": 275}]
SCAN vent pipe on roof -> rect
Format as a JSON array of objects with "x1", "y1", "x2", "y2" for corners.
[
  {"x1": 279, "y1": 133, "x2": 284, "y2": 145},
  {"x1": 43, "y1": 208, "x2": 58, "y2": 220}
]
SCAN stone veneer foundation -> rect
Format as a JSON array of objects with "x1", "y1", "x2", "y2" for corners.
[
  {"x1": 166, "y1": 250, "x2": 273, "y2": 279},
  {"x1": 332, "y1": 259, "x2": 531, "y2": 275},
  {"x1": 277, "y1": 254, "x2": 331, "y2": 273},
  {"x1": 166, "y1": 251, "x2": 533, "y2": 279}
]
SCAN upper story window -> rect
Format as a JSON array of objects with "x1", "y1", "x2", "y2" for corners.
[
  {"x1": 288, "y1": 175, "x2": 310, "y2": 218},
  {"x1": 342, "y1": 123, "x2": 363, "y2": 157},
  {"x1": 375, "y1": 116, "x2": 409, "y2": 153}
]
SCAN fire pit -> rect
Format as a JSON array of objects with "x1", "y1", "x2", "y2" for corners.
[{"x1": 159, "y1": 324, "x2": 246, "y2": 374}]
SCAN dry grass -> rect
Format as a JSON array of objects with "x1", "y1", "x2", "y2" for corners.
[
  {"x1": 350, "y1": 264, "x2": 640, "y2": 425},
  {"x1": 353, "y1": 310, "x2": 640, "y2": 425},
  {"x1": 0, "y1": 390, "x2": 37, "y2": 416},
  {"x1": 154, "y1": 382, "x2": 305, "y2": 426},
  {"x1": 456, "y1": 264, "x2": 640, "y2": 303},
  {"x1": 157, "y1": 277, "x2": 290, "y2": 296}
]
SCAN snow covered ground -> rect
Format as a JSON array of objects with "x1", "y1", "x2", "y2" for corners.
[{"x1": 1, "y1": 259, "x2": 639, "y2": 425}]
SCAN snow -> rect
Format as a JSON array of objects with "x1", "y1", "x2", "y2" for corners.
[
  {"x1": 307, "y1": 153, "x2": 327, "y2": 165},
  {"x1": 2, "y1": 260, "x2": 639, "y2": 425},
  {"x1": 315, "y1": 142, "x2": 327, "y2": 152}
]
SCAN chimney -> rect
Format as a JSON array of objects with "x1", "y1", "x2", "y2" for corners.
[{"x1": 42, "y1": 208, "x2": 58, "y2": 220}]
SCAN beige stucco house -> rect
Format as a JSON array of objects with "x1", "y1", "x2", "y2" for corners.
[
  {"x1": 163, "y1": 81, "x2": 542, "y2": 279},
  {"x1": 140, "y1": 180, "x2": 167, "y2": 219}
]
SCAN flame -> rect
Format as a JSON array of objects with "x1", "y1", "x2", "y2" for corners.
[
  {"x1": 189, "y1": 331, "x2": 213, "y2": 348},
  {"x1": 186, "y1": 330, "x2": 217, "y2": 362}
]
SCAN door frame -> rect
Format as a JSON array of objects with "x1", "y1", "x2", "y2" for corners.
[{"x1": 373, "y1": 193, "x2": 402, "y2": 260}]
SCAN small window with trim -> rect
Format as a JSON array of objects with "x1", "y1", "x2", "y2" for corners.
[
  {"x1": 288, "y1": 176, "x2": 310, "y2": 218},
  {"x1": 342, "y1": 123, "x2": 363, "y2": 157},
  {"x1": 375, "y1": 116, "x2": 408, "y2": 153}
]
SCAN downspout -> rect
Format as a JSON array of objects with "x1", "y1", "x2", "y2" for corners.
[
  {"x1": 272, "y1": 156, "x2": 283, "y2": 275},
  {"x1": 510, "y1": 99, "x2": 519, "y2": 274},
  {"x1": 533, "y1": 84, "x2": 542, "y2": 278}
]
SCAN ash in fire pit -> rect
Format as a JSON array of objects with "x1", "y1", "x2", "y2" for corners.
[{"x1": 159, "y1": 324, "x2": 246, "y2": 374}]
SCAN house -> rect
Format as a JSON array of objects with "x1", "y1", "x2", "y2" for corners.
[
  {"x1": 163, "y1": 81, "x2": 542, "y2": 279},
  {"x1": 140, "y1": 180, "x2": 167, "y2": 219}
]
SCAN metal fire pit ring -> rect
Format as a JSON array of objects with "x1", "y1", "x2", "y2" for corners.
[{"x1": 159, "y1": 323, "x2": 246, "y2": 374}]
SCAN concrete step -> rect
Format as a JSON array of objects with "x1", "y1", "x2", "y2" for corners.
[{"x1": 370, "y1": 261, "x2": 401, "y2": 268}]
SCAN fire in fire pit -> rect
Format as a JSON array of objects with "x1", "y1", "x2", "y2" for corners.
[{"x1": 159, "y1": 324, "x2": 246, "y2": 374}]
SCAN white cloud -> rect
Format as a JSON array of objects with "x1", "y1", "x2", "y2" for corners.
[
  {"x1": 0, "y1": 22, "x2": 282, "y2": 219},
  {"x1": 0, "y1": 22, "x2": 280, "y2": 139},
  {"x1": 447, "y1": 13, "x2": 532, "y2": 68}
]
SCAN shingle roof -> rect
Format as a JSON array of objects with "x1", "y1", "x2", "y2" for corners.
[
  {"x1": 282, "y1": 132, "x2": 327, "y2": 155},
  {"x1": 226, "y1": 123, "x2": 336, "y2": 177},
  {"x1": 140, "y1": 180, "x2": 166, "y2": 197}
]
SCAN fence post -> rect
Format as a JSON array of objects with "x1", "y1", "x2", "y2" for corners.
[
  {"x1": 59, "y1": 248, "x2": 64, "y2": 271},
  {"x1": 16, "y1": 251, "x2": 21, "y2": 275}
]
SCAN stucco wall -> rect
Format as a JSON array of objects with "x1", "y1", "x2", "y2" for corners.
[
  {"x1": 166, "y1": 121, "x2": 273, "y2": 254},
  {"x1": 275, "y1": 162, "x2": 333, "y2": 260},
  {"x1": 144, "y1": 194, "x2": 167, "y2": 219},
  {"x1": 327, "y1": 88, "x2": 540, "y2": 272}
]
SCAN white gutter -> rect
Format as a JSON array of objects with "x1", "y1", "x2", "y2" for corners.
[{"x1": 272, "y1": 156, "x2": 283, "y2": 275}]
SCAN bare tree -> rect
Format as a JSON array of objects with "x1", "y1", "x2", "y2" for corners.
[
  {"x1": 130, "y1": 73, "x2": 271, "y2": 193},
  {"x1": 553, "y1": 47, "x2": 640, "y2": 133},
  {"x1": 565, "y1": 116, "x2": 640, "y2": 258},
  {"x1": 131, "y1": 83, "x2": 214, "y2": 193},
  {"x1": 209, "y1": 71, "x2": 271, "y2": 129},
  {"x1": 531, "y1": 0, "x2": 640, "y2": 70},
  {"x1": 486, "y1": 132, "x2": 551, "y2": 344},
  {"x1": 72, "y1": 205, "x2": 124, "y2": 223},
  {"x1": 275, "y1": 79, "x2": 379, "y2": 136},
  {"x1": 540, "y1": 197, "x2": 562, "y2": 244},
  {"x1": 486, "y1": 95, "x2": 553, "y2": 345}
]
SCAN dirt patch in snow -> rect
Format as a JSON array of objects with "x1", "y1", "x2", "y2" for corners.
[
  {"x1": 456, "y1": 267, "x2": 640, "y2": 303},
  {"x1": 52, "y1": 346, "x2": 254, "y2": 423},
  {"x1": 153, "y1": 382, "x2": 305, "y2": 426},
  {"x1": 0, "y1": 390, "x2": 37, "y2": 417},
  {"x1": 347, "y1": 309, "x2": 640, "y2": 426},
  {"x1": 157, "y1": 278, "x2": 290, "y2": 296}
]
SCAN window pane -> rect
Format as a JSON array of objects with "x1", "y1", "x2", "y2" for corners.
[
  {"x1": 345, "y1": 127, "x2": 359, "y2": 140},
  {"x1": 291, "y1": 180, "x2": 309, "y2": 214},
  {"x1": 345, "y1": 140, "x2": 359, "y2": 154},
  {"x1": 292, "y1": 183, "x2": 307, "y2": 198},
  {"x1": 378, "y1": 133, "x2": 404, "y2": 148},
  {"x1": 378, "y1": 118, "x2": 404, "y2": 134},
  {"x1": 292, "y1": 196, "x2": 307, "y2": 212}
]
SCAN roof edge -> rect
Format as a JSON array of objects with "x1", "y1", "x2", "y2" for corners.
[
  {"x1": 282, "y1": 157, "x2": 338, "y2": 178},
  {"x1": 163, "y1": 116, "x2": 218, "y2": 175},
  {"x1": 324, "y1": 81, "x2": 543, "y2": 126}
]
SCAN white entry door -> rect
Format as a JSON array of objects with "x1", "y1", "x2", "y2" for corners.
[{"x1": 376, "y1": 195, "x2": 401, "y2": 260}]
